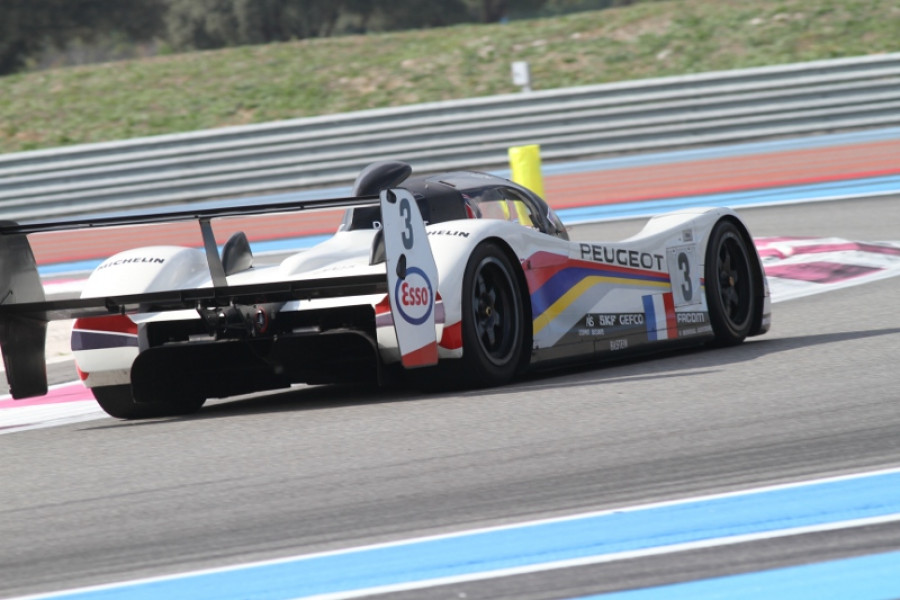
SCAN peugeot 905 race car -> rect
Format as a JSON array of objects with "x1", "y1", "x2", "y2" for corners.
[{"x1": 0, "y1": 161, "x2": 770, "y2": 419}]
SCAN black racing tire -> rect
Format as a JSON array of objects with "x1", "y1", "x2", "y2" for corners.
[
  {"x1": 91, "y1": 385, "x2": 206, "y2": 420},
  {"x1": 456, "y1": 242, "x2": 526, "y2": 387},
  {"x1": 705, "y1": 219, "x2": 757, "y2": 346}
]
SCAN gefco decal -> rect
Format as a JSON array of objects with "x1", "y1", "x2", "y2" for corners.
[
  {"x1": 579, "y1": 244, "x2": 664, "y2": 271},
  {"x1": 97, "y1": 256, "x2": 165, "y2": 270},
  {"x1": 395, "y1": 266, "x2": 434, "y2": 325}
]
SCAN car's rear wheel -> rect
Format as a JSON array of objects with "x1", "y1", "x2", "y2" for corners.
[
  {"x1": 705, "y1": 220, "x2": 757, "y2": 346},
  {"x1": 92, "y1": 385, "x2": 205, "y2": 420},
  {"x1": 457, "y1": 242, "x2": 526, "y2": 387}
]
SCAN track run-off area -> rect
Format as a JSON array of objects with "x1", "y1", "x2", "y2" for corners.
[{"x1": 2, "y1": 127, "x2": 900, "y2": 599}]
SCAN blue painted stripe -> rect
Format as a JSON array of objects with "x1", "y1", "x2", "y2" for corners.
[
  {"x1": 40, "y1": 172, "x2": 899, "y2": 278},
  {"x1": 530, "y1": 264, "x2": 668, "y2": 316},
  {"x1": 642, "y1": 294, "x2": 658, "y2": 341},
  {"x1": 29, "y1": 469, "x2": 900, "y2": 600},
  {"x1": 36, "y1": 128, "x2": 900, "y2": 277},
  {"x1": 575, "y1": 550, "x2": 900, "y2": 600},
  {"x1": 557, "y1": 174, "x2": 900, "y2": 224},
  {"x1": 71, "y1": 127, "x2": 900, "y2": 221}
]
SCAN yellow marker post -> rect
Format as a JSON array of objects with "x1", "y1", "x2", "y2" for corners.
[{"x1": 508, "y1": 144, "x2": 545, "y2": 199}]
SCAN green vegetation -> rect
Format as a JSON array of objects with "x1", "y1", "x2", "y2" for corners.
[{"x1": 1, "y1": 0, "x2": 898, "y2": 154}]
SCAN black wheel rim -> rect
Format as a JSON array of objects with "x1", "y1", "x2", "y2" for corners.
[
  {"x1": 471, "y1": 257, "x2": 519, "y2": 365},
  {"x1": 716, "y1": 233, "x2": 753, "y2": 329}
]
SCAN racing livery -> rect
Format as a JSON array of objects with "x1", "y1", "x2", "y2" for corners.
[{"x1": 0, "y1": 162, "x2": 770, "y2": 418}]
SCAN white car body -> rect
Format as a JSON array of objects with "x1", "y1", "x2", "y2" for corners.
[{"x1": 0, "y1": 163, "x2": 770, "y2": 419}]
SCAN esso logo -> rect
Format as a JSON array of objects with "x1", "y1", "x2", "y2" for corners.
[
  {"x1": 401, "y1": 282, "x2": 429, "y2": 307},
  {"x1": 394, "y1": 267, "x2": 433, "y2": 325}
]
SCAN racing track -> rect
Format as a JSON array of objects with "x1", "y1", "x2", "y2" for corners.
[{"x1": 2, "y1": 194, "x2": 900, "y2": 599}]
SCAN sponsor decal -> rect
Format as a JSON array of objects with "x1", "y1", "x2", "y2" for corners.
[
  {"x1": 97, "y1": 256, "x2": 165, "y2": 270},
  {"x1": 393, "y1": 266, "x2": 434, "y2": 326},
  {"x1": 579, "y1": 327, "x2": 606, "y2": 337},
  {"x1": 676, "y1": 312, "x2": 707, "y2": 324},
  {"x1": 579, "y1": 244, "x2": 665, "y2": 271},
  {"x1": 594, "y1": 314, "x2": 617, "y2": 327},
  {"x1": 676, "y1": 311, "x2": 713, "y2": 337},
  {"x1": 428, "y1": 230, "x2": 470, "y2": 238},
  {"x1": 609, "y1": 338, "x2": 629, "y2": 351},
  {"x1": 575, "y1": 313, "x2": 646, "y2": 339}
]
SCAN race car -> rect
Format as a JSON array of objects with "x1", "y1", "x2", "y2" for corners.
[{"x1": 0, "y1": 161, "x2": 770, "y2": 419}]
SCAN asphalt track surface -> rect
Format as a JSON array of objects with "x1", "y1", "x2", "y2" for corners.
[{"x1": 2, "y1": 193, "x2": 899, "y2": 599}]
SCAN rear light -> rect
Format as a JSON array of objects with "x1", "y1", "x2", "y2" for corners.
[
  {"x1": 72, "y1": 315, "x2": 137, "y2": 336},
  {"x1": 71, "y1": 315, "x2": 138, "y2": 352}
]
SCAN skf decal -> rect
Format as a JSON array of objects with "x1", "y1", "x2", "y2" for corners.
[
  {"x1": 642, "y1": 293, "x2": 677, "y2": 341},
  {"x1": 394, "y1": 267, "x2": 434, "y2": 326}
]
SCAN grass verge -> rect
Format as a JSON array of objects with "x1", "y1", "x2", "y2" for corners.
[{"x1": 1, "y1": 0, "x2": 898, "y2": 154}]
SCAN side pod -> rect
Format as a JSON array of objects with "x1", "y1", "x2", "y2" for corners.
[{"x1": 0, "y1": 223, "x2": 48, "y2": 398}]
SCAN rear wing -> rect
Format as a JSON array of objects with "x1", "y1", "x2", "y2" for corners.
[{"x1": 0, "y1": 188, "x2": 438, "y2": 399}]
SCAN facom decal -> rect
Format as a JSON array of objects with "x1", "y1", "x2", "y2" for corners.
[
  {"x1": 676, "y1": 311, "x2": 712, "y2": 337},
  {"x1": 676, "y1": 312, "x2": 707, "y2": 324},
  {"x1": 394, "y1": 266, "x2": 434, "y2": 326},
  {"x1": 579, "y1": 244, "x2": 664, "y2": 271}
]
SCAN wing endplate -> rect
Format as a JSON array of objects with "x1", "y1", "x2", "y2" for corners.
[
  {"x1": 0, "y1": 222, "x2": 48, "y2": 398},
  {"x1": 380, "y1": 188, "x2": 439, "y2": 368}
]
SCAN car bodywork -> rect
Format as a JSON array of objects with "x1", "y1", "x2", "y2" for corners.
[{"x1": 0, "y1": 162, "x2": 771, "y2": 418}]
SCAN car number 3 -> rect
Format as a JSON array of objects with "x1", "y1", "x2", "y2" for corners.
[
  {"x1": 399, "y1": 197, "x2": 414, "y2": 249},
  {"x1": 678, "y1": 251, "x2": 693, "y2": 301},
  {"x1": 666, "y1": 245, "x2": 699, "y2": 307}
]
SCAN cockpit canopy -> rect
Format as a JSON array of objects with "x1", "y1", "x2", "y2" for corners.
[{"x1": 340, "y1": 164, "x2": 568, "y2": 240}]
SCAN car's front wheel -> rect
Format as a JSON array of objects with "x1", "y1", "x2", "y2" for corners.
[
  {"x1": 92, "y1": 385, "x2": 205, "y2": 420},
  {"x1": 705, "y1": 219, "x2": 757, "y2": 346}
]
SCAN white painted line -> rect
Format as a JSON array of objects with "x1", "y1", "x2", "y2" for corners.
[
  {"x1": 13, "y1": 466, "x2": 900, "y2": 600},
  {"x1": 299, "y1": 513, "x2": 900, "y2": 600}
]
